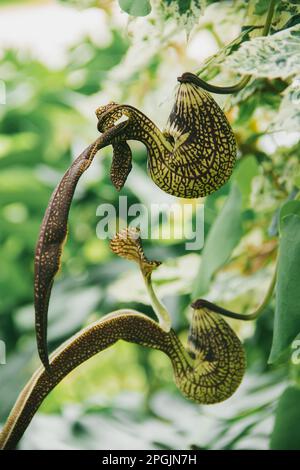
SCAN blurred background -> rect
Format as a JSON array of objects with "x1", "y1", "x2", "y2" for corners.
[{"x1": 0, "y1": 0, "x2": 299, "y2": 450}]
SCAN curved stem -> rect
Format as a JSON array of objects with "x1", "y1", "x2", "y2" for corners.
[
  {"x1": 0, "y1": 306, "x2": 246, "y2": 449},
  {"x1": 2, "y1": 306, "x2": 244, "y2": 449},
  {"x1": 109, "y1": 227, "x2": 172, "y2": 332},
  {"x1": 179, "y1": 0, "x2": 276, "y2": 95},
  {"x1": 34, "y1": 122, "x2": 129, "y2": 370},
  {"x1": 192, "y1": 257, "x2": 277, "y2": 321},
  {"x1": 178, "y1": 73, "x2": 251, "y2": 94},
  {"x1": 0, "y1": 309, "x2": 178, "y2": 450},
  {"x1": 143, "y1": 274, "x2": 172, "y2": 331}
]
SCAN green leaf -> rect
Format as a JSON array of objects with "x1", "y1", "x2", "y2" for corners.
[
  {"x1": 269, "y1": 206, "x2": 300, "y2": 363},
  {"x1": 270, "y1": 386, "x2": 300, "y2": 450},
  {"x1": 279, "y1": 199, "x2": 300, "y2": 234},
  {"x1": 192, "y1": 183, "x2": 243, "y2": 298},
  {"x1": 226, "y1": 24, "x2": 300, "y2": 79},
  {"x1": 254, "y1": 0, "x2": 269, "y2": 16},
  {"x1": 119, "y1": 0, "x2": 151, "y2": 17},
  {"x1": 232, "y1": 155, "x2": 259, "y2": 209}
]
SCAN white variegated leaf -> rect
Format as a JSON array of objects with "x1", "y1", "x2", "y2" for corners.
[
  {"x1": 225, "y1": 24, "x2": 300, "y2": 79},
  {"x1": 153, "y1": 0, "x2": 205, "y2": 33},
  {"x1": 270, "y1": 75, "x2": 300, "y2": 131}
]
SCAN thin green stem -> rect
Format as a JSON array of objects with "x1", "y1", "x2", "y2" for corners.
[
  {"x1": 180, "y1": 0, "x2": 276, "y2": 95},
  {"x1": 192, "y1": 258, "x2": 277, "y2": 321},
  {"x1": 143, "y1": 274, "x2": 172, "y2": 332},
  {"x1": 206, "y1": 23, "x2": 224, "y2": 49}
]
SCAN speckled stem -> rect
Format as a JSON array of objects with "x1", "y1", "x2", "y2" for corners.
[
  {"x1": 34, "y1": 123, "x2": 128, "y2": 370},
  {"x1": 0, "y1": 310, "x2": 186, "y2": 450},
  {"x1": 0, "y1": 307, "x2": 246, "y2": 450}
]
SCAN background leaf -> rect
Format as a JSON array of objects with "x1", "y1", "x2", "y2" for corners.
[
  {"x1": 270, "y1": 76, "x2": 300, "y2": 132},
  {"x1": 192, "y1": 183, "x2": 243, "y2": 298},
  {"x1": 232, "y1": 156, "x2": 259, "y2": 209},
  {"x1": 270, "y1": 386, "x2": 300, "y2": 450},
  {"x1": 119, "y1": 0, "x2": 151, "y2": 17},
  {"x1": 269, "y1": 206, "x2": 300, "y2": 363},
  {"x1": 226, "y1": 24, "x2": 300, "y2": 79},
  {"x1": 154, "y1": 0, "x2": 204, "y2": 32},
  {"x1": 1, "y1": 0, "x2": 300, "y2": 450}
]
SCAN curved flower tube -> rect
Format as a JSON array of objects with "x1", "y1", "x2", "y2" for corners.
[
  {"x1": 2, "y1": 228, "x2": 248, "y2": 450},
  {"x1": 96, "y1": 81, "x2": 236, "y2": 199},
  {"x1": 35, "y1": 77, "x2": 237, "y2": 369},
  {"x1": 34, "y1": 122, "x2": 129, "y2": 370},
  {"x1": 0, "y1": 305, "x2": 245, "y2": 450}
]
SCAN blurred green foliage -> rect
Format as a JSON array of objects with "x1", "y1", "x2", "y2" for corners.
[{"x1": 0, "y1": 0, "x2": 300, "y2": 450}]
